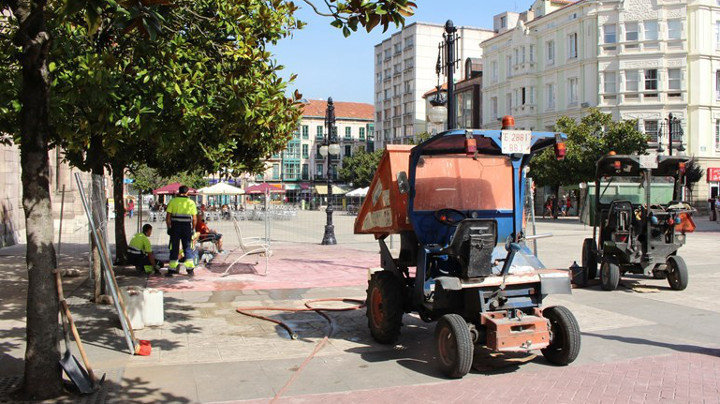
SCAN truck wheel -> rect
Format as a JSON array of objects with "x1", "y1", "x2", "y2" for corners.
[
  {"x1": 666, "y1": 256, "x2": 688, "y2": 291},
  {"x1": 581, "y1": 238, "x2": 598, "y2": 280},
  {"x1": 541, "y1": 306, "x2": 581, "y2": 366},
  {"x1": 435, "y1": 314, "x2": 473, "y2": 378},
  {"x1": 366, "y1": 271, "x2": 404, "y2": 344},
  {"x1": 600, "y1": 258, "x2": 620, "y2": 291}
]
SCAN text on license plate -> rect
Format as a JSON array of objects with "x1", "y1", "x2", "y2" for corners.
[{"x1": 501, "y1": 130, "x2": 532, "y2": 154}]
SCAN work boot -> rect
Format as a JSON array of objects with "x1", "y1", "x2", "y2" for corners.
[
  {"x1": 166, "y1": 269, "x2": 179, "y2": 277},
  {"x1": 186, "y1": 268, "x2": 194, "y2": 277}
]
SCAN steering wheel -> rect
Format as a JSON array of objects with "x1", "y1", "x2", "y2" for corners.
[{"x1": 434, "y1": 208, "x2": 467, "y2": 225}]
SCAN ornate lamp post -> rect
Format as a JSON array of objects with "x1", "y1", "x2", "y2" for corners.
[
  {"x1": 320, "y1": 97, "x2": 340, "y2": 245},
  {"x1": 433, "y1": 20, "x2": 459, "y2": 130}
]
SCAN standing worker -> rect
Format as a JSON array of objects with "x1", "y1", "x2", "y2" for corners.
[
  {"x1": 128, "y1": 224, "x2": 162, "y2": 275},
  {"x1": 166, "y1": 185, "x2": 198, "y2": 276}
]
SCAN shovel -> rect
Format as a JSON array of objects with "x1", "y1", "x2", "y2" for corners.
[{"x1": 55, "y1": 270, "x2": 105, "y2": 394}]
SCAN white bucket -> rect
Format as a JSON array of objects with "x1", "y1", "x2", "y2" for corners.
[
  {"x1": 142, "y1": 288, "x2": 164, "y2": 326},
  {"x1": 121, "y1": 286, "x2": 144, "y2": 330}
]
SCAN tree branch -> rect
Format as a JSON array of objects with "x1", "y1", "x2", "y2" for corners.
[{"x1": 300, "y1": 0, "x2": 338, "y2": 18}]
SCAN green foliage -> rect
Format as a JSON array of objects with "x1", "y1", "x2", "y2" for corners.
[
  {"x1": 308, "y1": 0, "x2": 416, "y2": 37},
  {"x1": 129, "y1": 165, "x2": 206, "y2": 192},
  {"x1": 530, "y1": 109, "x2": 648, "y2": 189},
  {"x1": 685, "y1": 158, "x2": 704, "y2": 192},
  {"x1": 339, "y1": 148, "x2": 384, "y2": 188}
]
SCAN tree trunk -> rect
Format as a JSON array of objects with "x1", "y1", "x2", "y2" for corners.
[
  {"x1": 112, "y1": 161, "x2": 128, "y2": 264},
  {"x1": 88, "y1": 135, "x2": 106, "y2": 301},
  {"x1": 13, "y1": 0, "x2": 64, "y2": 398}
]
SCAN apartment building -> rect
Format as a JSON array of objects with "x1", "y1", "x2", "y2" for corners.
[
  {"x1": 258, "y1": 99, "x2": 374, "y2": 188},
  {"x1": 481, "y1": 0, "x2": 720, "y2": 202},
  {"x1": 374, "y1": 22, "x2": 494, "y2": 147}
]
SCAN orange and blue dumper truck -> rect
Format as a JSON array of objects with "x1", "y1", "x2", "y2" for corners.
[{"x1": 354, "y1": 116, "x2": 580, "y2": 378}]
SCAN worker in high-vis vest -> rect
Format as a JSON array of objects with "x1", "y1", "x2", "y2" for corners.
[
  {"x1": 128, "y1": 224, "x2": 162, "y2": 275},
  {"x1": 166, "y1": 185, "x2": 198, "y2": 276}
]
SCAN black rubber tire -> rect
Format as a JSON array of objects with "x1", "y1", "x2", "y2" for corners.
[
  {"x1": 541, "y1": 306, "x2": 581, "y2": 366},
  {"x1": 581, "y1": 238, "x2": 598, "y2": 280},
  {"x1": 434, "y1": 314, "x2": 473, "y2": 378},
  {"x1": 366, "y1": 271, "x2": 404, "y2": 344},
  {"x1": 666, "y1": 256, "x2": 688, "y2": 291},
  {"x1": 600, "y1": 258, "x2": 620, "y2": 291}
]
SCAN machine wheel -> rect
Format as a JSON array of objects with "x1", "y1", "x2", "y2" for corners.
[
  {"x1": 435, "y1": 314, "x2": 473, "y2": 378},
  {"x1": 666, "y1": 256, "x2": 688, "y2": 291},
  {"x1": 652, "y1": 264, "x2": 667, "y2": 279},
  {"x1": 581, "y1": 238, "x2": 598, "y2": 280},
  {"x1": 600, "y1": 258, "x2": 620, "y2": 291},
  {"x1": 366, "y1": 271, "x2": 404, "y2": 344},
  {"x1": 541, "y1": 306, "x2": 581, "y2": 366}
]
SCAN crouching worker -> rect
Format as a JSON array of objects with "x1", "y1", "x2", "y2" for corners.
[{"x1": 128, "y1": 224, "x2": 163, "y2": 275}]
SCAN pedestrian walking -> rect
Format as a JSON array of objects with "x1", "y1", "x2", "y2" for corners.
[
  {"x1": 127, "y1": 199, "x2": 135, "y2": 218},
  {"x1": 165, "y1": 185, "x2": 198, "y2": 276},
  {"x1": 715, "y1": 198, "x2": 720, "y2": 222},
  {"x1": 710, "y1": 197, "x2": 717, "y2": 221}
]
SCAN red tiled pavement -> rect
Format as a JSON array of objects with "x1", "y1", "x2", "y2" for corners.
[
  {"x1": 238, "y1": 351, "x2": 720, "y2": 403},
  {"x1": 148, "y1": 243, "x2": 378, "y2": 292}
]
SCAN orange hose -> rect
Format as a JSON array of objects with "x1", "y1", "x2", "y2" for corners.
[{"x1": 235, "y1": 298, "x2": 366, "y2": 402}]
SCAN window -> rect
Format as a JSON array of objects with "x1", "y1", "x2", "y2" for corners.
[
  {"x1": 359, "y1": 127, "x2": 365, "y2": 140},
  {"x1": 506, "y1": 93, "x2": 512, "y2": 114},
  {"x1": 491, "y1": 97, "x2": 498, "y2": 118},
  {"x1": 546, "y1": 40, "x2": 555, "y2": 63},
  {"x1": 331, "y1": 164, "x2": 338, "y2": 180},
  {"x1": 529, "y1": 87, "x2": 535, "y2": 104},
  {"x1": 603, "y1": 24, "x2": 617, "y2": 44},
  {"x1": 316, "y1": 125, "x2": 324, "y2": 139},
  {"x1": 568, "y1": 78, "x2": 578, "y2": 103},
  {"x1": 668, "y1": 69, "x2": 682, "y2": 97},
  {"x1": 546, "y1": 83, "x2": 555, "y2": 110},
  {"x1": 344, "y1": 145, "x2": 352, "y2": 157},
  {"x1": 345, "y1": 127, "x2": 351, "y2": 139},
  {"x1": 316, "y1": 163, "x2": 323, "y2": 178},
  {"x1": 644, "y1": 21, "x2": 658, "y2": 41},
  {"x1": 302, "y1": 144, "x2": 309, "y2": 158},
  {"x1": 716, "y1": 22, "x2": 720, "y2": 50},
  {"x1": 301, "y1": 164, "x2": 309, "y2": 180},
  {"x1": 568, "y1": 33, "x2": 578, "y2": 58},
  {"x1": 529, "y1": 45, "x2": 535, "y2": 62},
  {"x1": 604, "y1": 72, "x2": 616, "y2": 94},
  {"x1": 625, "y1": 22, "x2": 639, "y2": 41},
  {"x1": 286, "y1": 141, "x2": 300, "y2": 159},
  {"x1": 668, "y1": 20, "x2": 682, "y2": 40},
  {"x1": 302, "y1": 125, "x2": 309, "y2": 139},
  {"x1": 626, "y1": 70, "x2": 639, "y2": 92},
  {"x1": 500, "y1": 16, "x2": 507, "y2": 28},
  {"x1": 506, "y1": 56, "x2": 512, "y2": 77},
  {"x1": 514, "y1": 48, "x2": 519, "y2": 66},
  {"x1": 645, "y1": 69, "x2": 658, "y2": 92},
  {"x1": 283, "y1": 162, "x2": 300, "y2": 180},
  {"x1": 404, "y1": 37, "x2": 413, "y2": 49},
  {"x1": 645, "y1": 120, "x2": 659, "y2": 142},
  {"x1": 272, "y1": 164, "x2": 279, "y2": 180},
  {"x1": 521, "y1": 87, "x2": 527, "y2": 105},
  {"x1": 716, "y1": 70, "x2": 720, "y2": 100},
  {"x1": 716, "y1": 120, "x2": 720, "y2": 152},
  {"x1": 521, "y1": 46, "x2": 526, "y2": 63}
]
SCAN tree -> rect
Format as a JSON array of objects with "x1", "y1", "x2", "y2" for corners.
[
  {"x1": 0, "y1": 0, "x2": 415, "y2": 398},
  {"x1": 339, "y1": 148, "x2": 384, "y2": 188},
  {"x1": 684, "y1": 158, "x2": 704, "y2": 201},
  {"x1": 530, "y1": 109, "x2": 648, "y2": 197},
  {"x1": 129, "y1": 165, "x2": 207, "y2": 193}
]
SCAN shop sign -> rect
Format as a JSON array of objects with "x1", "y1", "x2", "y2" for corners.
[{"x1": 708, "y1": 168, "x2": 720, "y2": 182}]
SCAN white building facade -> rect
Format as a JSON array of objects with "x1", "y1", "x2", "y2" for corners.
[
  {"x1": 374, "y1": 22, "x2": 494, "y2": 146},
  {"x1": 481, "y1": 0, "x2": 720, "y2": 203}
]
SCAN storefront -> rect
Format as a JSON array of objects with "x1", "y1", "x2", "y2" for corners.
[{"x1": 708, "y1": 168, "x2": 720, "y2": 199}]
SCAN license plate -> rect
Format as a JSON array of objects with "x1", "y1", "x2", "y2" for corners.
[{"x1": 501, "y1": 130, "x2": 532, "y2": 154}]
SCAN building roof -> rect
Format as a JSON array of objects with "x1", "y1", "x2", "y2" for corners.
[{"x1": 301, "y1": 99, "x2": 374, "y2": 121}]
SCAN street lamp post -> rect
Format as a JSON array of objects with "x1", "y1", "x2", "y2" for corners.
[
  {"x1": 320, "y1": 97, "x2": 340, "y2": 245},
  {"x1": 667, "y1": 113, "x2": 685, "y2": 155},
  {"x1": 434, "y1": 20, "x2": 459, "y2": 131}
]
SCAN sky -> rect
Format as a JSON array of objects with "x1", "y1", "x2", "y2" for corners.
[{"x1": 270, "y1": 0, "x2": 536, "y2": 104}]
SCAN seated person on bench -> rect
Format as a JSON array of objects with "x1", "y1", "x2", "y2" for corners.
[
  {"x1": 195, "y1": 215, "x2": 224, "y2": 253},
  {"x1": 128, "y1": 224, "x2": 162, "y2": 275}
]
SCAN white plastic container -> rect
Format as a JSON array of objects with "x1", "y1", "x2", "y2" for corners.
[
  {"x1": 121, "y1": 286, "x2": 144, "y2": 330},
  {"x1": 142, "y1": 288, "x2": 164, "y2": 326}
]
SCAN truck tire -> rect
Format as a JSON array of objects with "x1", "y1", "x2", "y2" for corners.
[
  {"x1": 667, "y1": 256, "x2": 688, "y2": 291},
  {"x1": 541, "y1": 306, "x2": 581, "y2": 365},
  {"x1": 600, "y1": 258, "x2": 620, "y2": 291},
  {"x1": 581, "y1": 238, "x2": 598, "y2": 280},
  {"x1": 435, "y1": 314, "x2": 473, "y2": 378},
  {"x1": 366, "y1": 271, "x2": 404, "y2": 344}
]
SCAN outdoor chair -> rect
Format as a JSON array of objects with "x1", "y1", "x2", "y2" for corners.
[{"x1": 222, "y1": 218, "x2": 272, "y2": 276}]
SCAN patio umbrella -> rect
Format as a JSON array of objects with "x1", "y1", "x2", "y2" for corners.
[
  {"x1": 245, "y1": 183, "x2": 285, "y2": 194},
  {"x1": 346, "y1": 187, "x2": 369, "y2": 197},
  {"x1": 197, "y1": 182, "x2": 245, "y2": 195},
  {"x1": 152, "y1": 182, "x2": 198, "y2": 195}
]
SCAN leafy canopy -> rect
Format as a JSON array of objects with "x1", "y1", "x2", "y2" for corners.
[
  {"x1": 530, "y1": 109, "x2": 648, "y2": 189},
  {"x1": 339, "y1": 148, "x2": 383, "y2": 188}
]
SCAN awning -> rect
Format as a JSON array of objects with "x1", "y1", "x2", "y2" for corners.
[
  {"x1": 314, "y1": 185, "x2": 347, "y2": 195},
  {"x1": 153, "y1": 182, "x2": 198, "y2": 195},
  {"x1": 284, "y1": 184, "x2": 301, "y2": 191}
]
